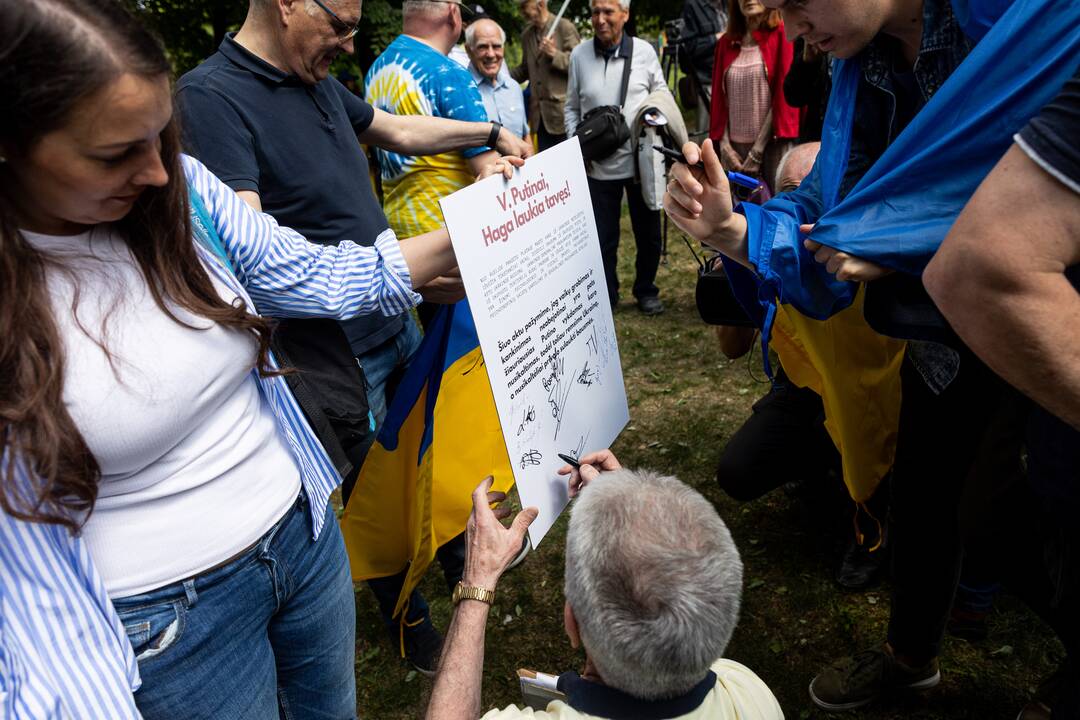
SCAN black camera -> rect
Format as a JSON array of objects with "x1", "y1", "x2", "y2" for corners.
[
  {"x1": 695, "y1": 255, "x2": 756, "y2": 327},
  {"x1": 664, "y1": 18, "x2": 686, "y2": 44}
]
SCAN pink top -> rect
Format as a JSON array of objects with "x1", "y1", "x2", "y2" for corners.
[{"x1": 724, "y1": 44, "x2": 771, "y2": 144}]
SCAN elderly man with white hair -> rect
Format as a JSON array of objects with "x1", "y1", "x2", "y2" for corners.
[
  {"x1": 565, "y1": 0, "x2": 668, "y2": 315},
  {"x1": 425, "y1": 449, "x2": 783, "y2": 720},
  {"x1": 467, "y1": 18, "x2": 529, "y2": 139}
]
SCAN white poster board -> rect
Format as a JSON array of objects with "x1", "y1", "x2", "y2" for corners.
[{"x1": 440, "y1": 138, "x2": 629, "y2": 545}]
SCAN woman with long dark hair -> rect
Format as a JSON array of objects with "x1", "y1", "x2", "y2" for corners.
[
  {"x1": 0, "y1": 1, "x2": 503, "y2": 716},
  {"x1": 708, "y1": 0, "x2": 799, "y2": 191}
]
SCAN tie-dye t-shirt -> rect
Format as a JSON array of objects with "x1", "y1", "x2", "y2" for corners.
[{"x1": 366, "y1": 34, "x2": 490, "y2": 238}]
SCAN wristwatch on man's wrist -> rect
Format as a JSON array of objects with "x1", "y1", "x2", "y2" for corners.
[
  {"x1": 486, "y1": 121, "x2": 502, "y2": 149},
  {"x1": 452, "y1": 581, "x2": 496, "y2": 606}
]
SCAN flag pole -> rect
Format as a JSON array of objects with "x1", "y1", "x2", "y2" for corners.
[{"x1": 544, "y1": 0, "x2": 571, "y2": 40}]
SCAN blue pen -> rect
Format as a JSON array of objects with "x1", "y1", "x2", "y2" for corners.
[
  {"x1": 652, "y1": 145, "x2": 762, "y2": 190},
  {"x1": 726, "y1": 170, "x2": 762, "y2": 190}
]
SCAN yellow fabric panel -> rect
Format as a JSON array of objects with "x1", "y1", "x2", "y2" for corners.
[
  {"x1": 383, "y1": 165, "x2": 474, "y2": 238},
  {"x1": 341, "y1": 347, "x2": 513, "y2": 618},
  {"x1": 428, "y1": 348, "x2": 515, "y2": 549},
  {"x1": 768, "y1": 286, "x2": 905, "y2": 503},
  {"x1": 341, "y1": 387, "x2": 429, "y2": 581}
]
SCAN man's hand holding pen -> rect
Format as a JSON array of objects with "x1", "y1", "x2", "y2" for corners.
[{"x1": 558, "y1": 448, "x2": 623, "y2": 497}]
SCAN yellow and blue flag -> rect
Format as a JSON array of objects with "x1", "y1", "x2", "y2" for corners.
[{"x1": 340, "y1": 300, "x2": 513, "y2": 617}]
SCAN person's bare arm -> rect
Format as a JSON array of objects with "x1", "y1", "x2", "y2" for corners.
[
  {"x1": 427, "y1": 600, "x2": 490, "y2": 720},
  {"x1": 426, "y1": 479, "x2": 538, "y2": 720},
  {"x1": 417, "y1": 267, "x2": 466, "y2": 305},
  {"x1": 924, "y1": 144, "x2": 1080, "y2": 429},
  {"x1": 419, "y1": 152, "x2": 523, "y2": 299},
  {"x1": 236, "y1": 190, "x2": 262, "y2": 212},
  {"x1": 397, "y1": 228, "x2": 458, "y2": 288},
  {"x1": 741, "y1": 109, "x2": 773, "y2": 177},
  {"x1": 544, "y1": 23, "x2": 579, "y2": 72},
  {"x1": 360, "y1": 108, "x2": 532, "y2": 158},
  {"x1": 467, "y1": 149, "x2": 502, "y2": 177}
]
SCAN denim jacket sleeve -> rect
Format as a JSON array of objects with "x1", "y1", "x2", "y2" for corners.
[{"x1": 181, "y1": 155, "x2": 422, "y2": 321}]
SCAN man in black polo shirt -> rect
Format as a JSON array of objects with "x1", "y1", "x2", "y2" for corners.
[{"x1": 177, "y1": 0, "x2": 530, "y2": 676}]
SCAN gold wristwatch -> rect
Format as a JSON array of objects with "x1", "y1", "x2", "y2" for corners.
[{"x1": 452, "y1": 581, "x2": 496, "y2": 606}]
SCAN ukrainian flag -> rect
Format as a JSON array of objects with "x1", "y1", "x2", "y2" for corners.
[{"x1": 340, "y1": 300, "x2": 514, "y2": 617}]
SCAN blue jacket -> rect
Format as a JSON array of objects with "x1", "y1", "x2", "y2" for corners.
[{"x1": 727, "y1": 0, "x2": 1080, "y2": 343}]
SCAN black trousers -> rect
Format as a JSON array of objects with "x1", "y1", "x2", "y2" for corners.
[
  {"x1": 962, "y1": 397, "x2": 1080, "y2": 719},
  {"x1": 367, "y1": 533, "x2": 467, "y2": 633},
  {"x1": 716, "y1": 372, "x2": 839, "y2": 502},
  {"x1": 886, "y1": 350, "x2": 1008, "y2": 662},
  {"x1": 537, "y1": 116, "x2": 565, "y2": 152},
  {"x1": 1025, "y1": 409, "x2": 1080, "y2": 719},
  {"x1": 587, "y1": 176, "x2": 661, "y2": 304}
]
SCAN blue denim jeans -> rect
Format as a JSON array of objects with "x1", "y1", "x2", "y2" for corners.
[
  {"x1": 340, "y1": 318, "x2": 423, "y2": 504},
  {"x1": 113, "y1": 494, "x2": 356, "y2": 720},
  {"x1": 346, "y1": 319, "x2": 467, "y2": 639}
]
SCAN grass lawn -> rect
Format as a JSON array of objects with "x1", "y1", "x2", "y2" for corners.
[{"x1": 346, "y1": 214, "x2": 1062, "y2": 719}]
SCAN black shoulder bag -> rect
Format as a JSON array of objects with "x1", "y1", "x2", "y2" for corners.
[
  {"x1": 188, "y1": 189, "x2": 368, "y2": 481},
  {"x1": 575, "y1": 40, "x2": 635, "y2": 162},
  {"x1": 269, "y1": 319, "x2": 371, "y2": 479}
]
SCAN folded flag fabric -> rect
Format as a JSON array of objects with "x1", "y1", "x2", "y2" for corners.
[
  {"x1": 340, "y1": 300, "x2": 514, "y2": 618},
  {"x1": 769, "y1": 294, "x2": 905, "y2": 504}
]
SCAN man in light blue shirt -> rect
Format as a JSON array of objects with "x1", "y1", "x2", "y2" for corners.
[{"x1": 466, "y1": 18, "x2": 529, "y2": 138}]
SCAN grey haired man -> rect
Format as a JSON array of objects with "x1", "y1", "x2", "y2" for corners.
[{"x1": 424, "y1": 449, "x2": 783, "y2": 720}]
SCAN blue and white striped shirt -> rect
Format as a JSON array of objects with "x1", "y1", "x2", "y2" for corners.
[{"x1": 0, "y1": 156, "x2": 421, "y2": 718}]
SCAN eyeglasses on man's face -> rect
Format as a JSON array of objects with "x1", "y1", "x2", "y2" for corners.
[{"x1": 311, "y1": 0, "x2": 362, "y2": 41}]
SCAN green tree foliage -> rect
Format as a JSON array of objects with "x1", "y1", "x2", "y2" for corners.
[
  {"x1": 125, "y1": 0, "x2": 247, "y2": 75},
  {"x1": 125, "y1": 0, "x2": 680, "y2": 78}
]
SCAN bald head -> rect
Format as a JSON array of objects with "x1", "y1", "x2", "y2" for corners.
[
  {"x1": 402, "y1": 0, "x2": 464, "y2": 51},
  {"x1": 775, "y1": 142, "x2": 821, "y2": 193},
  {"x1": 465, "y1": 18, "x2": 506, "y2": 46}
]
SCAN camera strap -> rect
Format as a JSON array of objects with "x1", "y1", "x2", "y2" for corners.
[{"x1": 617, "y1": 37, "x2": 634, "y2": 108}]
